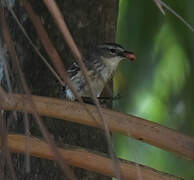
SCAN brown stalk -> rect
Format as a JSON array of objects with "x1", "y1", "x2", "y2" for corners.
[
  {"x1": 0, "y1": 10, "x2": 76, "y2": 180},
  {"x1": 0, "y1": 112, "x2": 16, "y2": 180},
  {"x1": 6, "y1": 4, "x2": 65, "y2": 87},
  {"x1": 42, "y1": 0, "x2": 121, "y2": 179},
  {"x1": 21, "y1": 0, "x2": 97, "y2": 123},
  {"x1": 1, "y1": 93, "x2": 194, "y2": 162},
  {"x1": 2, "y1": 51, "x2": 18, "y2": 119},
  {"x1": 23, "y1": 112, "x2": 30, "y2": 173},
  {"x1": 0, "y1": 85, "x2": 8, "y2": 102},
  {"x1": 21, "y1": 0, "x2": 76, "y2": 97},
  {"x1": 6, "y1": 1, "x2": 100, "y2": 144},
  {"x1": 0, "y1": 134, "x2": 183, "y2": 180},
  {"x1": 41, "y1": 0, "x2": 109, "y2": 126}
]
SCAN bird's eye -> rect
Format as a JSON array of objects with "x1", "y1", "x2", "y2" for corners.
[{"x1": 109, "y1": 48, "x2": 116, "y2": 54}]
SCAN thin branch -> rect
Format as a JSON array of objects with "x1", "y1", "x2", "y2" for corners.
[
  {"x1": 154, "y1": 0, "x2": 165, "y2": 15},
  {"x1": 23, "y1": 113, "x2": 30, "y2": 173},
  {"x1": 0, "y1": 86, "x2": 8, "y2": 102},
  {"x1": 3, "y1": 60, "x2": 18, "y2": 121},
  {"x1": 6, "y1": 3, "x2": 65, "y2": 87},
  {"x1": 0, "y1": 113, "x2": 16, "y2": 180},
  {"x1": 154, "y1": 0, "x2": 194, "y2": 32}
]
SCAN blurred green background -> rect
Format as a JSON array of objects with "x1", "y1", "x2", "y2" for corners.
[{"x1": 113, "y1": 0, "x2": 194, "y2": 179}]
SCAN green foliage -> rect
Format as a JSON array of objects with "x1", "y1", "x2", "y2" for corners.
[{"x1": 114, "y1": 0, "x2": 194, "y2": 179}]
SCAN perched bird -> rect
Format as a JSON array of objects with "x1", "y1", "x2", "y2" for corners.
[{"x1": 65, "y1": 43, "x2": 136, "y2": 101}]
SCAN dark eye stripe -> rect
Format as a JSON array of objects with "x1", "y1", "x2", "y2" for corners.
[{"x1": 110, "y1": 48, "x2": 116, "y2": 53}]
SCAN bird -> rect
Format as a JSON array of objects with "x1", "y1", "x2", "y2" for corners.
[{"x1": 64, "y1": 43, "x2": 136, "y2": 101}]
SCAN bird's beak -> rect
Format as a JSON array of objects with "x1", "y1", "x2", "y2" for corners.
[{"x1": 123, "y1": 51, "x2": 136, "y2": 61}]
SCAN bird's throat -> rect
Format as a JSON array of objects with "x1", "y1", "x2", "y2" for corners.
[{"x1": 102, "y1": 56, "x2": 121, "y2": 71}]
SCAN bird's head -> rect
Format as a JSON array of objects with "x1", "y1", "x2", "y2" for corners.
[{"x1": 97, "y1": 43, "x2": 136, "y2": 64}]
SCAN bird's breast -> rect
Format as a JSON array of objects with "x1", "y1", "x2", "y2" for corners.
[{"x1": 65, "y1": 63, "x2": 114, "y2": 100}]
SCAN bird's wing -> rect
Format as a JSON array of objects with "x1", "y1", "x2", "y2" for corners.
[
  {"x1": 67, "y1": 57, "x2": 95, "y2": 78},
  {"x1": 67, "y1": 62, "x2": 80, "y2": 77}
]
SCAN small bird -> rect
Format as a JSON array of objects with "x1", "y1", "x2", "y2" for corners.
[{"x1": 65, "y1": 43, "x2": 136, "y2": 101}]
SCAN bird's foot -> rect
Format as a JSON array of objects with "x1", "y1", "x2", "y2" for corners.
[
  {"x1": 97, "y1": 94, "x2": 121, "y2": 101},
  {"x1": 81, "y1": 94, "x2": 121, "y2": 105}
]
